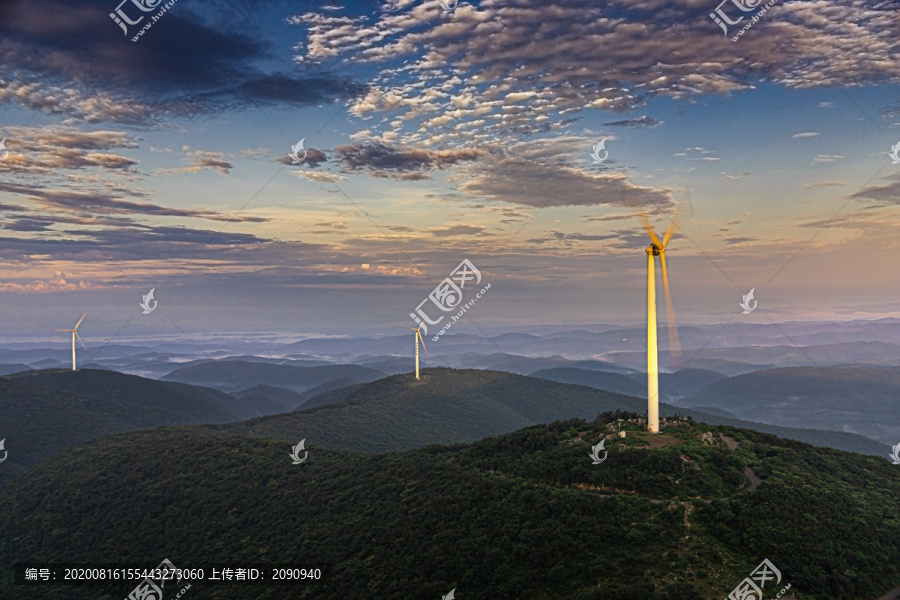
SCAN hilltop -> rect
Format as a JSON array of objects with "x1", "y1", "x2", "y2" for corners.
[
  {"x1": 0, "y1": 369, "x2": 256, "y2": 483},
  {"x1": 0, "y1": 411, "x2": 897, "y2": 599}
]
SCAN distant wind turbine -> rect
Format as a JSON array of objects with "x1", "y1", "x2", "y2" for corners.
[
  {"x1": 56, "y1": 310, "x2": 87, "y2": 371},
  {"x1": 403, "y1": 323, "x2": 429, "y2": 380}
]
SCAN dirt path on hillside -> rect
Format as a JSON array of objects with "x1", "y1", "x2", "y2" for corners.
[
  {"x1": 719, "y1": 433, "x2": 739, "y2": 451},
  {"x1": 744, "y1": 467, "x2": 762, "y2": 491},
  {"x1": 878, "y1": 586, "x2": 900, "y2": 600}
]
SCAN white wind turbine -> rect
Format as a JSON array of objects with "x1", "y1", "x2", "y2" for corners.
[
  {"x1": 403, "y1": 323, "x2": 429, "y2": 380},
  {"x1": 638, "y1": 205, "x2": 687, "y2": 434},
  {"x1": 56, "y1": 310, "x2": 88, "y2": 371}
]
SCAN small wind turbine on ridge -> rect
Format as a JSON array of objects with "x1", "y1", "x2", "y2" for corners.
[
  {"x1": 56, "y1": 310, "x2": 87, "y2": 371},
  {"x1": 403, "y1": 323, "x2": 429, "y2": 380}
]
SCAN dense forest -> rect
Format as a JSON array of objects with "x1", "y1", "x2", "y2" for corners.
[{"x1": 1, "y1": 409, "x2": 897, "y2": 599}]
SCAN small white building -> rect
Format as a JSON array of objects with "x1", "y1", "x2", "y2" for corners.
[{"x1": 618, "y1": 431, "x2": 626, "y2": 438}]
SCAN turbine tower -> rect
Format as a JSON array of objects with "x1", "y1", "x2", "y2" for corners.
[
  {"x1": 56, "y1": 310, "x2": 87, "y2": 371},
  {"x1": 640, "y1": 217, "x2": 683, "y2": 434},
  {"x1": 403, "y1": 323, "x2": 429, "y2": 380}
]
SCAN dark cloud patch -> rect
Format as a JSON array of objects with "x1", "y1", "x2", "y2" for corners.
[
  {"x1": 236, "y1": 73, "x2": 367, "y2": 105},
  {"x1": 848, "y1": 175, "x2": 900, "y2": 206},
  {"x1": 0, "y1": 0, "x2": 366, "y2": 122},
  {"x1": 0, "y1": 182, "x2": 269, "y2": 222},
  {"x1": 3, "y1": 218, "x2": 53, "y2": 232},
  {"x1": 602, "y1": 115, "x2": 662, "y2": 128},
  {"x1": 335, "y1": 143, "x2": 482, "y2": 174}
]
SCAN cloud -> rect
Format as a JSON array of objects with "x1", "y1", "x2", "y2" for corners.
[
  {"x1": 458, "y1": 159, "x2": 673, "y2": 209},
  {"x1": 428, "y1": 224, "x2": 487, "y2": 237},
  {"x1": 0, "y1": 182, "x2": 267, "y2": 222},
  {"x1": 335, "y1": 143, "x2": 483, "y2": 174},
  {"x1": 792, "y1": 132, "x2": 820, "y2": 138},
  {"x1": 812, "y1": 154, "x2": 844, "y2": 164},
  {"x1": 721, "y1": 171, "x2": 752, "y2": 180},
  {"x1": 292, "y1": 171, "x2": 349, "y2": 183},
  {"x1": 847, "y1": 174, "x2": 900, "y2": 206},
  {"x1": 0, "y1": 126, "x2": 139, "y2": 175},
  {"x1": 602, "y1": 115, "x2": 663, "y2": 128},
  {"x1": 155, "y1": 150, "x2": 233, "y2": 175},
  {"x1": 0, "y1": 0, "x2": 366, "y2": 124},
  {"x1": 289, "y1": 0, "x2": 900, "y2": 148},
  {"x1": 804, "y1": 180, "x2": 850, "y2": 189}
]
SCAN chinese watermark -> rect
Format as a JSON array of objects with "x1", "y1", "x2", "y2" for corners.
[
  {"x1": 290, "y1": 139, "x2": 308, "y2": 164},
  {"x1": 0, "y1": 438, "x2": 6, "y2": 464},
  {"x1": 290, "y1": 439, "x2": 308, "y2": 464},
  {"x1": 739, "y1": 288, "x2": 757, "y2": 314},
  {"x1": 589, "y1": 139, "x2": 608, "y2": 164},
  {"x1": 708, "y1": 0, "x2": 781, "y2": 41},
  {"x1": 439, "y1": 0, "x2": 458, "y2": 13},
  {"x1": 0, "y1": 138, "x2": 8, "y2": 162},
  {"x1": 589, "y1": 439, "x2": 607, "y2": 465},
  {"x1": 140, "y1": 288, "x2": 158, "y2": 314},
  {"x1": 110, "y1": 0, "x2": 181, "y2": 42},
  {"x1": 408, "y1": 259, "x2": 491, "y2": 342},
  {"x1": 889, "y1": 442, "x2": 900, "y2": 465},
  {"x1": 125, "y1": 558, "x2": 191, "y2": 600},
  {"x1": 889, "y1": 141, "x2": 900, "y2": 165},
  {"x1": 725, "y1": 558, "x2": 790, "y2": 600}
]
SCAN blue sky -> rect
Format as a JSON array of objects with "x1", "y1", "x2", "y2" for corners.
[{"x1": 0, "y1": 0, "x2": 899, "y2": 341}]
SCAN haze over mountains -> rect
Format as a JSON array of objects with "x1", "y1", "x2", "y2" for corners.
[
  {"x1": 6, "y1": 318, "x2": 900, "y2": 379},
  {"x1": 2, "y1": 319, "x2": 899, "y2": 598}
]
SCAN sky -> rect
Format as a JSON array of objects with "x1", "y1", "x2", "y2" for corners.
[{"x1": 0, "y1": 0, "x2": 899, "y2": 343}]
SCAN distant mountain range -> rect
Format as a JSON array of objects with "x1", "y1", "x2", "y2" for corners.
[
  {"x1": 603, "y1": 341, "x2": 900, "y2": 373},
  {"x1": 681, "y1": 366, "x2": 900, "y2": 444},
  {"x1": 161, "y1": 361, "x2": 385, "y2": 393},
  {"x1": 532, "y1": 366, "x2": 726, "y2": 400}
]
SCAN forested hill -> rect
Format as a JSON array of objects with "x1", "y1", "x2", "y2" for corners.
[{"x1": 0, "y1": 411, "x2": 897, "y2": 600}]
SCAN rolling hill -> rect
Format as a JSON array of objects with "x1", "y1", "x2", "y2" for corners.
[
  {"x1": 531, "y1": 367, "x2": 646, "y2": 396},
  {"x1": 232, "y1": 384, "x2": 306, "y2": 414},
  {"x1": 161, "y1": 360, "x2": 384, "y2": 393},
  {"x1": 210, "y1": 368, "x2": 888, "y2": 457},
  {"x1": 681, "y1": 366, "x2": 900, "y2": 444},
  {"x1": 6, "y1": 368, "x2": 258, "y2": 421},
  {"x1": 0, "y1": 412, "x2": 896, "y2": 599},
  {"x1": 0, "y1": 369, "x2": 263, "y2": 484}
]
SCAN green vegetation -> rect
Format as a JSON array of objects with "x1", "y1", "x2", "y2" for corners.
[
  {"x1": 0, "y1": 410, "x2": 897, "y2": 599},
  {"x1": 0, "y1": 369, "x2": 247, "y2": 484}
]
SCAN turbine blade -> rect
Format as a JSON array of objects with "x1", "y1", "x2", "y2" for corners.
[
  {"x1": 661, "y1": 221, "x2": 677, "y2": 248},
  {"x1": 74, "y1": 310, "x2": 87, "y2": 330},
  {"x1": 402, "y1": 327, "x2": 417, "y2": 330},
  {"x1": 418, "y1": 330, "x2": 430, "y2": 356},
  {"x1": 658, "y1": 252, "x2": 683, "y2": 370},
  {"x1": 662, "y1": 187, "x2": 694, "y2": 247},
  {"x1": 74, "y1": 331, "x2": 88, "y2": 351},
  {"x1": 638, "y1": 212, "x2": 661, "y2": 247},
  {"x1": 55, "y1": 329, "x2": 74, "y2": 332}
]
